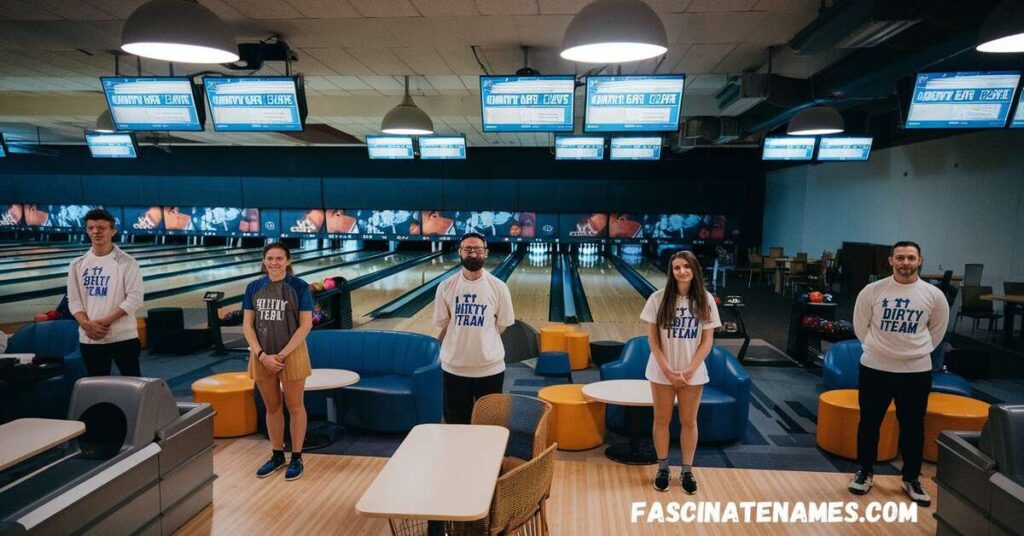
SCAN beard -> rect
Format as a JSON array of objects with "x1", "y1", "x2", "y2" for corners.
[{"x1": 461, "y1": 257, "x2": 485, "y2": 271}]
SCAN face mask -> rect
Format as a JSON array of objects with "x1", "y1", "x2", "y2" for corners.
[{"x1": 461, "y1": 257, "x2": 485, "y2": 272}]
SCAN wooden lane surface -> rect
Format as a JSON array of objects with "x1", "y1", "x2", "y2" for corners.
[
  {"x1": 0, "y1": 242, "x2": 184, "y2": 263},
  {"x1": 348, "y1": 253, "x2": 465, "y2": 329},
  {"x1": 0, "y1": 246, "x2": 251, "y2": 278},
  {"x1": 573, "y1": 255, "x2": 650, "y2": 341},
  {"x1": 175, "y1": 436, "x2": 935, "y2": 536}
]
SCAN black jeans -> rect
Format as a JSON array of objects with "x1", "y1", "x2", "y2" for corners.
[
  {"x1": 443, "y1": 370, "x2": 505, "y2": 425},
  {"x1": 81, "y1": 339, "x2": 142, "y2": 377},
  {"x1": 856, "y1": 364, "x2": 931, "y2": 481}
]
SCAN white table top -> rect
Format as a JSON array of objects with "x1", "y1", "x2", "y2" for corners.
[
  {"x1": 0, "y1": 418, "x2": 85, "y2": 471},
  {"x1": 356, "y1": 424, "x2": 510, "y2": 521},
  {"x1": 0, "y1": 354, "x2": 35, "y2": 364},
  {"x1": 305, "y1": 368, "x2": 360, "y2": 391},
  {"x1": 582, "y1": 379, "x2": 660, "y2": 407}
]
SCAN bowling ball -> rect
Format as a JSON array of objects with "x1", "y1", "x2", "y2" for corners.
[
  {"x1": 45, "y1": 310, "x2": 59, "y2": 321},
  {"x1": 311, "y1": 312, "x2": 322, "y2": 326},
  {"x1": 801, "y1": 316, "x2": 819, "y2": 331},
  {"x1": 808, "y1": 291, "x2": 824, "y2": 303},
  {"x1": 714, "y1": 295, "x2": 722, "y2": 306},
  {"x1": 34, "y1": 313, "x2": 49, "y2": 322},
  {"x1": 311, "y1": 282, "x2": 325, "y2": 293},
  {"x1": 323, "y1": 277, "x2": 336, "y2": 290},
  {"x1": 798, "y1": 293, "x2": 809, "y2": 303},
  {"x1": 823, "y1": 293, "x2": 834, "y2": 303}
]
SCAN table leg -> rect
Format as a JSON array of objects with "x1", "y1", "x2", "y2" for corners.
[
  {"x1": 427, "y1": 520, "x2": 444, "y2": 536},
  {"x1": 1002, "y1": 303, "x2": 1019, "y2": 342},
  {"x1": 604, "y1": 406, "x2": 657, "y2": 465},
  {"x1": 300, "y1": 393, "x2": 343, "y2": 451}
]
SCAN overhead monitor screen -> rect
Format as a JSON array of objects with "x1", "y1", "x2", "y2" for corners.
[
  {"x1": 559, "y1": 213, "x2": 609, "y2": 241},
  {"x1": 762, "y1": 137, "x2": 815, "y2": 161},
  {"x1": 100, "y1": 77, "x2": 203, "y2": 131},
  {"x1": 367, "y1": 135, "x2": 414, "y2": 159},
  {"x1": 1, "y1": 204, "x2": 23, "y2": 227},
  {"x1": 480, "y1": 76, "x2": 575, "y2": 132},
  {"x1": 1010, "y1": 90, "x2": 1024, "y2": 128},
  {"x1": 555, "y1": 136, "x2": 605, "y2": 160},
  {"x1": 817, "y1": 137, "x2": 873, "y2": 161},
  {"x1": 85, "y1": 132, "x2": 137, "y2": 158},
  {"x1": 584, "y1": 75, "x2": 685, "y2": 132},
  {"x1": 609, "y1": 137, "x2": 662, "y2": 160},
  {"x1": 419, "y1": 136, "x2": 467, "y2": 159},
  {"x1": 280, "y1": 209, "x2": 325, "y2": 237},
  {"x1": 204, "y1": 77, "x2": 305, "y2": 131},
  {"x1": 609, "y1": 213, "x2": 645, "y2": 239},
  {"x1": 905, "y1": 71, "x2": 1021, "y2": 129}
]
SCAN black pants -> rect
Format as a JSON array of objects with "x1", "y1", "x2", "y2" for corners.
[
  {"x1": 443, "y1": 370, "x2": 504, "y2": 425},
  {"x1": 857, "y1": 364, "x2": 931, "y2": 481},
  {"x1": 81, "y1": 339, "x2": 142, "y2": 377}
]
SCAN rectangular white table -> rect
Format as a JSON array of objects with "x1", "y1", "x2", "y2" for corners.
[
  {"x1": 356, "y1": 424, "x2": 509, "y2": 534},
  {"x1": 0, "y1": 418, "x2": 85, "y2": 471}
]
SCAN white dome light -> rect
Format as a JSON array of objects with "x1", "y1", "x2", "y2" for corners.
[
  {"x1": 561, "y1": 0, "x2": 668, "y2": 64},
  {"x1": 120, "y1": 0, "x2": 239, "y2": 64}
]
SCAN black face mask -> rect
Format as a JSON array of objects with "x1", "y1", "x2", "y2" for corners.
[{"x1": 461, "y1": 257, "x2": 485, "y2": 271}]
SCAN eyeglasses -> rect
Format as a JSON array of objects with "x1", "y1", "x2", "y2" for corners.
[{"x1": 460, "y1": 246, "x2": 487, "y2": 254}]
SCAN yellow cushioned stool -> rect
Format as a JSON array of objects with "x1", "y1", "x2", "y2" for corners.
[
  {"x1": 538, "y1": 384, "x2": 605, "y2": 451},
  {"x1": 817, "y1": 389, "x2": 898, "y2": 461},
  {"x1": 136, "y1": 317, "x2": 148, "y2": 349},
  {"x1": 923, "y1": 393, "x2": 989, "y2": 462},
  {"x1": 565, "y1": 331, "x2": 591, "y2": 370},
  {"x1": 192, "y1": 372, "x2": 258, "y2": 438},
  {"x1": 539, "y1": 324, "x2": 575, "y2": 353}
]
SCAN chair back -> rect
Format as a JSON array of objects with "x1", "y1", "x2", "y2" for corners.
[
  {"x1": 763, "y1": 257, "x2": 778, "y2": 270},
  {"x1": 789, "y1": 261, "x2": 806, "y2": 276},
  {"x1": 306, "y1": 330, "x2": 439, "y2": 376},
  {"x1": 940, "y1": 270, "x2": 954, "y2": 289},
  {"x1": 748, "y1": 253, "x2": 763, "y2": 269},
  {"x1": 488, "y1": 443, "x2": 558, "y2": 536},
  {"x1": 796, "y1": 252, "x2": 808, "y2": 261},
  {"x1": 963, "y1": 264, "x2": 984, "y2": 287},
  {"x1": 472, "y1": 394, "x2": 552, "y2": 462},
  {"x1": 768, "y1": 247, "x2": 784, "y2": 257},
  {"x1": 1004, "y1": 282, "x2": 1024, "y2": 296},
  {"x1": 961, "y1": 286, "x2": 994, "y2": 313},
  {"x1": 6, "y1": 320, "x2": 79, "y2": 357}
]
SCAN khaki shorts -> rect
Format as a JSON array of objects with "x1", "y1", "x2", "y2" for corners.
[{"x1": 248, "y1": 343, "x2": 312, "y2": 383}]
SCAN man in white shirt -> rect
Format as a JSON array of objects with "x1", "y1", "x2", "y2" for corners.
[
  {"x1": 66, "y1": 208, "x2": 144, "y2": 376},
  {"x1": 847, "y1": 241, "x2": 949, "y2": 507},
  {"x1": 432, "y1": 233, "x2": 515, "y2": 424}
]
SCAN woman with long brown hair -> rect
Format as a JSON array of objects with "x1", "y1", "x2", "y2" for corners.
[{"x1": 639, "y1": 251, "x2": 721, "y2": 494}]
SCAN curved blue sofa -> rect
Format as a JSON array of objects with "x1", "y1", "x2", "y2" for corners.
[
  {"x1": 822, "y1": 339, "x2": 971, "y2": 397},
  {"x1": 599, "y1": 336, "x2": 751, "y2": 444},
  {"x1": 2, "y1": 320, "x2": 87, "y2": 421},
  {"x1": 304, "y1": 330, "x2": 442, "y2": 432}
]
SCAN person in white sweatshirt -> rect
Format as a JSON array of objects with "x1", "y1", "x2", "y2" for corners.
[
  {"x1": 66, "y1": 208, "x2": 144, "y2": 376},
  {"x1": 847, "y1": 241, "x2": 949, "y2": 507},
  {"x1": 432, "y1": 232, "x2": 514, "y2": 424}
]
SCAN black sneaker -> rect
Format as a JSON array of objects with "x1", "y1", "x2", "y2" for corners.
[
  {"x1": 285, "y1": 458, "x2": 304, "y2": 481},
  {"x1": 903, "y1": 480, "x2": 931, "y2": 507},
  {"x1": 653, "y1": 468, "x2": 670, "y2": 492},
  {"x1": 848, "y1": 471, "x2": 872, "y2": 495},
  {"x1": 681, "y1": 471, "x2": 697, "y2": 495},
  {"x1": 256, "y1": 456, "x2": 285, "y2": 478}
]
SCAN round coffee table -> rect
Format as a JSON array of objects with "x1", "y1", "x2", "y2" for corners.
[
  {"x1": 302, "y1": 368, "x2": 360, "y2": 450},
  {"x1": 582, "y1": 379, "x2": 665, "y2": 465}
]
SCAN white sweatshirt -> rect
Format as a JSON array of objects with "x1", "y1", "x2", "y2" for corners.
[
  {"x1": 66, "y1": 246, "x2": 144, "y2": 344},
  {"x1": 853, "y1": 276, "x2": 949, "y2": 373},
  {"x1": 432, "y1": 269, "x2": 515, "y2": 378}
]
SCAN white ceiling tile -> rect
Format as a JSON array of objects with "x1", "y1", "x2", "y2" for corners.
[
  {"x1": 713, "y1": 44, "x2": 765, "y2": 73},
  {"x1": 456, "y1": 16, "x2": 519, "y2": 46},
  {"x1": 303, "y1": 75, "x2": 338, "y2": 91},
  {"x1": 537, "y1": 0, "x2": 589, "y2": 15},
  {"x1": 0, "y1": 0, "x2": 62, "y2": 20},
  {"x1": 380, "y1": 17, "x2": 468, "y2": 48},
  {"x1": 322, "y1": 75, "x2": 372, "y2": 90},
  {"x1": 392, "y1": 48, "x2": 454, "y2": 75},
  {"x1": 24, "y1": 0, "x2": 121, "y2": 20},
  {"x1": 78, "y1": 0, "x2": 147, "y2": 19},
  {"x1": 219, "y1": 0, "x2": 302, "y2": 18},
  {"x1": 479, "y1": 46, "x2": 524, "y2": 74},
  {"x1": 475, "y1": 0, "x2": 539, "y2": 16},
  {"x1": 746, "y1": 10, "x2": 817, "y2": 44},
  {"x1": 348, "y1": 0, "x2": 422, "y2": 17},
  {"x1": 664, "y1": 12, "x2": 766, "y2": 44},
  {"x1": 512, "y1": 15, "x2": 570, "y2": 47},
  {"x1": 200, "y1": 0, "x2": 249, "y2": 21},
  {"x1": 753, "y1": 0, "x2": 819, "y2": 10},
  {"x1": 459, "y1": 75, "x2": 482, "y2": 91},
  {"x1": 425, "y1": 75, "x2": 468, "y2": 91},
  {"x1": 360, "y1": 75, "x2": 404, "y2": 94},
  {"x1": 686, "y1": 0, "x2": 757, "y2": 11},
  {"x1": 647, "y1": 0, "x2": 694, "y2": 13},
  {"x1": 267, "y1": 19, "x2": 401, "y2": 47},
  {"x1": 289, "y1": 51, "x2": 336, "y2": 75},
  {"x1": 283, "y1": 0, "x2": 361, "y2": 17},
  {"x1": 437, "y1": 46, "x2": 486, "y2": 75},
  {"x1": 409, "y1": 0, "x2": 479, "y2": 16},
  {"x1": 347, "y1": 47, "x2": 414, "y2": 75},
  {"x1": 301, "y1": 48, "x2": 375, "y2": 76},
  {"x1": 672, "y1": 43, "x2": 735, "y2": 73}
]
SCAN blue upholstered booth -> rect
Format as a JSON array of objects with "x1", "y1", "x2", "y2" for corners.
[
  {"x1": 599, "y1": 336, "x2": 751, "y2": 444},
  {"x1": 2, "y1": 320, "x2": 87, "y2": 421},
  {"x1": 304, "y1": 330, "x2": 442, "y2": 432},
  {"x1": 822, "y1": 339, "x2": 971, "y2": 397}
]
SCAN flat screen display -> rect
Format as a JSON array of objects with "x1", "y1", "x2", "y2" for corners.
[
  {"x1": 555, "y1": 136, "x2": 605, "y2": 160},
  {"x1": 608, "y1": 213, "x2": 645, "y2": 239},
  {"x1": 817, "y1": 137, "x2": 873, "y2": 161},
  {"x1": 259, "y1": 209, "x2": 281, "y2": 239},
  {"x1": 480, "y1": 76, "x2": 575, "y2": 132},
  {"x1": 85, "y1": 132, "x2": 137, "y2": 158},
  {"x1": 349, "y1": 210, "x2": 419, "y2": 238},
  {"x1": 21, "y1": 204, "x2": 100, "y2": 230},
  {"x1": 367, "y1": 135, "x2": 414, "y2": 159},
  {"x1": 609, "y1": 137, "x2": 662, "y2": 160},
  {"x1": 906, "y1": 71, "x2": 1021, "y2": 129},
  {"x1": 762, "y1": 137, "x2": 815, "y2": 161},
  {"x1": 1, "y1": 204, "x2": 23, "y2": 227},
  {"x1": 454, "y1": 211, "x2": 518, "y2": 237},
  {"x1": 204, "y1": 77, "x2": 305, "y2": 131},
  {"x1": 416, "y1": 211, "x2": 458, "y2": 238},
  {"x1": 559, "y1": 213, "x2": 608, "y2": 241},
  {"x1": 419, "y1": 136, "x2": 467, "y2": 159},
  {"x1": 161, "y1": 207, "x2": 255, "y2": 236},
  {"x1": 100, "y1": 77, "x2": 204, "y2": 131},
  {"x1": 644, "y1": 214, "x2": 728, "y2": 241},
  {"x1": 123, "y1": 206, "x2": 164, "y2": 234},
  {"x1": 501, "y1": 212, "x2": 558, "y2": 241},
  {"x1": 280, "y1": 209, "x2": 325, "y2": 237},
  {"x1": 1010, "y1": 89, "x2": 1024, "y2": 128},
  {"x1": 584, "y1": 75, "x2": 684, "y2": 132}
]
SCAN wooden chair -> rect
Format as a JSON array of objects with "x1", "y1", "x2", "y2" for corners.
[
  {"x1": 783, "y1": 260, "x2": 808, "y2": 295},
  {"x1": 445, "y1": 443, "x2": 558, "y2": 536},
  {"x1": 762, "y1": 256, "x2": 779, "y2": 288},
  {"x1": 768, "y1": 247, "x2": 784, "y2": 258},
  {"x1": 746, "y1": 253, "x2": 765, "y2": 287},
  {"x1": 954, "y1": 286, "x2": 1001, "y2": 339},
  {"x1": 795, "y1": 252, "x2": 808, "y2": 262},
  {"x1": 472, "y1": 394, "x2": 552, "y2": 473}
]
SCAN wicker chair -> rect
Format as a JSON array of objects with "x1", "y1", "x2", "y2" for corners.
[
  {"x1": 472, "y1": 394, "x2": 552, "y2": 473},
  {"x1": 445, "y1": 443, "x2": 558, "y2": 536}
]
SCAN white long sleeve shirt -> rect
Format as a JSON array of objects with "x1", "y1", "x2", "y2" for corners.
[
  {"x1": 853, "y1": 276, "x2": 949, "y2": 373},
  {"x1": 432, "y1": 269, "x2": 515, "y2": 378},
  {"x1": 66, "y1": 246, "x2": 144, "y2": 344}
]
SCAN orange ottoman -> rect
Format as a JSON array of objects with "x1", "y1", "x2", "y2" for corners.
[
  {"x1": 565, "y1": 331, "x2": 591, "y2": 370},
  {"x1": 538, "y1": 384, "x2": 605, "y2": 451},
  {"x1": 923, "y1": 393, "x2": 989, "y2": 462},
  {"x1": 192, "y1": 372, "x2": 258, "y2": 438},
  {"x1": 539, "y1": 324, "x2": 575, "y2": 353},
  {"x1": 137, "y1": 317, "x2": 148, "y2": 348},
  {"x1": 817, "y1": 389, "x2": 898, "y2": 461}
]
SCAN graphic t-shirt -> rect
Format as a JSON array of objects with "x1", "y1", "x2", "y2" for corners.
[
  {"x1": 432, "y1": 269, "x2": 515, "y2": 378},
  {"x1": 853, "y1": 276, "x2": 949, "y2": 373},
  {"x1": 66, "y1": 247, "x2": 143, "y2": 344},
  {"x1": 243, "y1": 274, "x2": 313, "y2": 355},
  {"x1": 640, "y1": 289, "x2": 722, "y2": 385}
]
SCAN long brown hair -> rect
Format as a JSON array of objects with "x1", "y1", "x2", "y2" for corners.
[
  {"x1": 656, "y1": 251, "x2": 712, "y2": 329},
  {"x1": 262, "y1": 242, "x2": 294, "y2": 275}
]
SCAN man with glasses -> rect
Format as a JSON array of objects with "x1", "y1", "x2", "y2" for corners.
[{"x1": 432, "y1": 232, "x2": 515, "y2": 424}]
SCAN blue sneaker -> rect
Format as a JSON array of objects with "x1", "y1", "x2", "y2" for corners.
[
  {"x1": 285, "y1": 458, "x2": 304, "y2": 481},
  {"x1": 256, "y1": 456, "x2": 285, "y2": 478}
]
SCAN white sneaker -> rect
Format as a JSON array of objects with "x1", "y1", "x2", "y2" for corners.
[
  {"x1": 903, "y1": 480, "x2": 931, "y2": 507},
  {"x1": 848, "y1": 471, "x2": 872, "y2": 495}
]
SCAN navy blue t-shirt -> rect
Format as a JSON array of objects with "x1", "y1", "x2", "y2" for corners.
[{"x1": 242, "y1": 273, "x2": 313, "y2": 355}]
